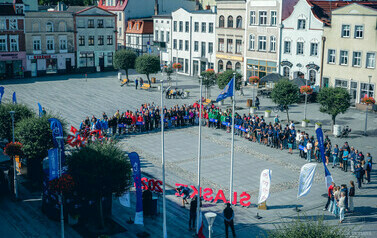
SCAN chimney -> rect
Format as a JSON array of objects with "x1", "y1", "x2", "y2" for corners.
[
  {"x1": 195, "y1": 0, "x2": 200, "y2": 11},
  {"x1": 154, "y1": 0, "x2": 159, "y2": 15}
]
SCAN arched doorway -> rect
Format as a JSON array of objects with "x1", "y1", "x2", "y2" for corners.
[
  {"x1": 283, "y1": 67, "x2": 290, "y2": 78},
  {"x1": 235, "y1": 62, "x2": 241, "y2": 72},
  {"x1": 309, "y1": 70, "x2": 316, "y2": 84},
  {"x1": 226, "y1": 61, "x2": 232, "y2": 70}
]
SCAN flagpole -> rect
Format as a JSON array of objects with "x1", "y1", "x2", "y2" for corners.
[
  {"x1": 161, "y1": 79, "x2": 167, "y2": 238},
  {"x1": 230, "y1": 73, "x2": 236, "y2": 201},
  {"x1": 196, "y1": 76, "x2": 203, "y2": 234}
]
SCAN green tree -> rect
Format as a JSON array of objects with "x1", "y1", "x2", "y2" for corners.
[
  {"x1": 15, "y1": 116, "x2": 54, "y2": 182},
  {"x1": 317, "y1": 87, "x2": 351, "y2": 129},
  {"x1": 113, "y1": 49, "x2": 137, "y2": 80},
  {"x1": 0, "y1": 103, "x2": 34, "y2": 142},
  {"x1": 271, "y1": 79, "x2": 300, "y2": 122},
  {"x1": 135, "y1": 55, "x2": 160, "y2": 85},
  {"x1": 200, "y1": 69, "x2": 217, "y2": 98},
  {"x1": 217, "y1": 70, "x2": 242, "y2": 90},
  {"x1": 67, "y1": 142, "x2": 132, "y2": 228}
]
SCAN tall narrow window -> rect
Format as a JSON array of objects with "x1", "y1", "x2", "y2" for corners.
[
  {"x1": 249, "y1": 34, "x2": 255, "y2": 50},
  {"x1": 258, "y1": 36, "x2": 266, "y2": 51},
  {"x1": 352, "y1": 51, "x2": 361, "y2": 67},
  {"x1": 236, "y1": 16, "x2": 242, "y2": 28},
  {"x1": 328, "y1": 49, "x2": 336, "y2": 64},
  {"x1": 296, "y1": 42, "x2": 304, "y2": 55},
  {"x1": 310, "y1": 43, "x2": 318, "y2": 56},
  {"x1": 250, "y1": 11, "x2": 256, "y2": 25},
  {"x1": 227, "y1": 16, "x2": 233, "y2": 28},
  {"x1": 341, "y1": 25, "x2": 350, "y2": 37},
  {"x1": 297, "y1": 19, "x2": 305, "y2": 30},
  {"x1": 46, "y1": 22, "x2": 53, "y2": 32},
  {"x1": 366, "y1": 52, "x2": 376, "y2": 68},
  {"x1": 259, "y1": 11, "x2": 267, "y2": 25},
  {"x1": 270, "y1": 36, "x2": 276, "y2": 52},
  {"x1": 271, "y1": 11, "x2": 277, "y2": 26},
  {"x1": 284, "y1": 41, "x2": 291, "y2": 54},
  {"x1": 340, "y1": 50, "x2": 348, "y2": 65},
  {"x1": 355, "y1": 25, "x2": 363, "y2": 39},
  {"x1": 219, "y1": 15, "x2": 225, "y2": 28}
]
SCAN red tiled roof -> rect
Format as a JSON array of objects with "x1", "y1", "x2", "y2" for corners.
[
  {"x1": 98, "y1": 0, "x2": 128, "y2": 11},
  {"x1": 126, "y1": 19, "x2": 153, "y2": 34},
  {"x1": 308, "y1": 1, "x2": 377, "y2": 25}
]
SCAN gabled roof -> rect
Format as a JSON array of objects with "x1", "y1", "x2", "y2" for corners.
[
  {"x1": 126, "y1": 19, "x2": 153, "y2": 34},
  {"x1": 98, "y1": 0, "x2": 129, "y2": 11},
  {"x1": 74, "y1": 6, "x2": 116, "y2": 16},
  {"x1": 0, "y1": 3, "x2": 17, "y2": 15}
]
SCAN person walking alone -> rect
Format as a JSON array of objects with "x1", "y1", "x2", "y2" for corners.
[
  {"x1": 255, "y1": 96, "x2": 260, "y2": 111},
  {"x1": 135, "y1": 78, "x2": 139, "y2": 90},
  {"x1": 223, "y1": 203, "x2": 236, "y2": 238}
]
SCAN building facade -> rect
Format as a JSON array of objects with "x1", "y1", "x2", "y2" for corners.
[
  {"x1": 323, "y1": 3, "x2": 377, "y2": 106},
  {"x1": 24, "y1": 11, "x2": 75, "y2": 77},
  {"x1": 125, "y1": 18, "x2": 153, "y2": 55},
  {"x1": 215, "y1": 0, "x2": 245, "y2": 78},
  {"x1": 0, "y1": 0, "x2": 26, "y2": 79},
  {"x1": 171, "y1": 8, "x2": 216, "y2": 76},
  {"x1": 74, "y1": 6, "x2": 117, "y2": 72},
  {"x1": 279, "y1": 0, "x2": 326, "y2": 85},
  {"x1": 152, "y1": 14, "x2": 172, "y2": 66}
]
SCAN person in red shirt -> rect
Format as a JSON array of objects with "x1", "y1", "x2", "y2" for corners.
[{"x1": 324, "y1": 182, "x2": 335, "y2": 211}]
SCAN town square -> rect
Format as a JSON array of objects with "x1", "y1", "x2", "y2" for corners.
[{"x1": 1, "y1": 0, "x2": 377, "y2": 238}]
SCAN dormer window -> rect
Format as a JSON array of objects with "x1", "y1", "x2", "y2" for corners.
[
  {"x1": 129, "y1": 23, "x2": 132, "y2": 29},
  {"x1": 298, "y1": 19, "x2": 306, "y2": 30},
  {"x1": 136, "y1": 23, "x2": 139, "y2": 30},
  {"x1": 15, "y1": 5, "x2": 24, "y2": 14}
]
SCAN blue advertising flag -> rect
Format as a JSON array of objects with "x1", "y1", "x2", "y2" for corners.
[
  {"x1": 48, "y1": 148, "x2": 59, "y2": 181},
  {"x1": 128, "y1": 152, "x2": 143, "y2": 225},
  {"x1": 216, "y1": 77, "x2": 234, "y2": 102},
  {"x1": 48, "y1": 118, "x2": 64, "y2": 149},
  {"x1": 38, "y1": 103, "x2": 43, "y2": 117},
  {"x1": 12, "y1": 92, "x2": 17, "y2": 104},
  {"x1": 316, "y1": 128, "x2": 334, "y2": 188},
  {"x1": 0, "y1": 86, "x2": 4, "y2": 104}
]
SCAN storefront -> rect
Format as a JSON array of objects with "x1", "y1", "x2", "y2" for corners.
[
  {"x1": 26, "y1": 53, "x2": 75, "y2": 77},
  {"x1": 246, "y1": 59, "x2": 277, "y2": 79},
  {"x1": 0, "y1": 52, "x2": 26, "y2": 79}
]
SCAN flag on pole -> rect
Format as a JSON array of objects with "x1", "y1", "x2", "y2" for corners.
[
  {"x1": 197, "y1": 211, "x2": 205, "y2": 238},
  {"x1": 128, "y1": 152, "x2": 144, "y2": 225},
  {"x1": 216, "y1": 77, "x2": 234, "y2": 102},
  {"x1": 38, "y1": 102, "x2": 43, "y2": 117},
  {"x1": 0, "y1": 86, "x2": 4, "y2": 104},
  {"x1": 119, "y1": 191, "x2": 131, "y2": 208},
  {"x1": 258, "y1": 169, "x2": 272, "y2": 204},
  {"x1": 297, "y1": 163, "x2": 317, "y2": 198},
  {"x1": 315, "y1": 128, "x2": 334, "y2": 188},
  {"x1": 12, "y1": 92, "x2": 17, "y2": 104}
]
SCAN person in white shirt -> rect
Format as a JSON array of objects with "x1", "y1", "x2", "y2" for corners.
[
  {"x1": 306, "y1": 140, "x2": 313, "y2": 162},
  {"x1": 289, "y1": 121, "x2": 295, "y2": 130}
]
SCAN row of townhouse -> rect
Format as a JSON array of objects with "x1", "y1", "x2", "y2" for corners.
[
  {"x1": 0, "y1": 0, "x2": 117, "y2": 78},
  {"x1": 151, "y1": 0, "x2": 376, "y2": 105}
]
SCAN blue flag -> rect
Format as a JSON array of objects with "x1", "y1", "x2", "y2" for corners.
[
  {"x1": 216, "y1": 77, "x2": 234, "y2": 102},
  {"x1": 48, "y1": 118, "x2": 64, "y2": 149},
  {"x1": 128, "y1": 152, "x2": 143, "y2": 225},
  {"x1": 0, "y1": 86, "x2": 4, "y2": 104},
  {"x1": 48, "y1": 148, "x2": 59, "y2": 181},
  {"x1": 316, "y1": 128, "x2": 334, "y2": 188},
  {"x1": 38, "y1": 103, "x2": 43, "y2": 117},
  {"x1": 12, "y1": 92, "x2": 17, "y2": 104}
]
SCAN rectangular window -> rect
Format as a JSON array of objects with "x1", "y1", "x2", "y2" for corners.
[
  {"x1": 160, "y1": 31, "x2": 164, "y2": 42},
  {"x1": 179, "y1": 21, "x2": 183, "y2": 32},
  {"x1": 249, "y1": 35, "x2": 255, "y2": 50},
  {"x1": 10, "y1": 36, "x2": 19, "y2": 52},
  {"x1": 218, "y1": 38, "x2": 224, "y2": 52},
  {"x1": 98, "y1": 35, "x2": 104, "y2": 45},
  {"x1": 107, "y1": 35, "x2": 113, "y2": 45},
  {"x1": 88, "y1": 36, "x2": 94, "y2": 46},
  {"x1": 236, "y1": 39, "x2": 242, "y2": 54},
  {"x1": 88, "y1": 19, "x2": 94, "y2": 28},
  {"x1": 136, "y1": 37, "x2": 139, "y2": 45},
  {"x1": 335, "y1": 79, "x2": 348, "y2": 88},
  {"x1": 97, "y1": 19, "x2": 104, "y2": 28},
  {"x1": 194, "y1": 41, "x2": 199, "y2": 52},
  {"x1": 271, "y1": 11, "x2": 277, "y2": 26},
  {"x1": 259, "y1": 11, "x2": 267, "y2": 25},
  {"x1": 173, "y1": 39, "x2": 177, "y2": 49},
  {"x1": 201, "y1": 22, "x2": 206, "y2": 33},
  {"x1": 0, "y1": 19, "x2": 6, "y2": 30},
  {"x1": 209, "y1": 23, "x2": 214, "y2": 33},
  {"x1": 179, "y1": 40, "x2": 183, "y2": 50},
  {"x1": 79, "y1": 36, "x2": 85, "y2": 46},
  {"x1": 2, "y1": 37, "x2": 11, "y2": 52},
  {"x1": 341, "y1": 25, "x2": 350, "y2": 37},
  {"x1": 166, "y1": 31, "x2": 170, "y2": 43},
  {"x1": 355, "y1": 25, "x2": 363, "y2": 39},
  {"x1": 270, "y1": 36, "x2": 276, "y2": 52},
  {"x1": 296, "y1": 42, "x2": 304, "y2": 55},
  {"x1": 185, "y1": 59, "x2": 188, "y2": 73},
  {"x1": 366, "y1": 52, "x2": 376, "y2": 68},
  {"x1": 118, "y1": 12, "x2": 122, "y2": 21},
  {"x1": 155, "y1": 30, "x2": 159, "y2": 41},
  {"x1": 185, "y1": 40, "x2": 189, "y2": 51},
  {"x1": 340, "y1": 50, "x2": 348, "y2": 65},
  {"x1": 46, "y1": 37, "x2": 54, "y2": 51},
  {"x1": 284, "y1": 41, "x2": 291, "y2": 54},
  {"x1": 9, "y1": 19, "x2": 17, "y2": 30},
  {"x1": 360, "y1": 83, "x2": 375, "y2": 99},
  {"x1": 227, "y1": 39, "x2": 233, "y2": 53},
  {"x1": 173, "y1": 21, "x2": 177, "y2": 32},
  {"x1": 127, "y1": 36, "x2": 131, "y2": 44},
  {"x1": 185, "y1": 21, "x2": 189, "y2": 33},
  {"x1": 118, "y1": 27, "x2": 122, "y2": 36},
  {"x1": 33, "y1": 37, "x2": 41, "y2": 51},
  {"x1": 194, "y1": 22, "x2": 199, "y2": 32},
  {"x1": 352, "y1": 51, "x2": 361, "y2": 67},
  {"x1": 107, "y1": 52, "x2": 113, "y2": 65},
  {"x1": 258, "y1": 36, "x2": 266, "y2": 51},
  {"x1": 310, "y1": 43, "x2": 318, "y2": 56},
  {"x1": 208, "y1": 42, "x2": 213, "y2": 54},
  {"x1": 250, "y1": 11, "x2": 256, "y2": 25},
  {"x1": 58, "y1": 35, "x2": 67, "y2": 51},
  {"x1": 201, "y1": 42, "x2": 206, "y2": 57},
  {"x1": 328, "y1": 49, "x2": 336, "y2": 64},
  {"x1": 297, "y1": 19, "x2": 305, "y2": 30}
]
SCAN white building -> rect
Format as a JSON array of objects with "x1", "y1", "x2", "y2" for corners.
[
  {"x1": 125, "y1": 18, "x2": 153, "y2": 55},
  {"x1": 153, "y1": 14, "x2": 172, "y2": 66},
  {"x1": 171, "y1": 8, "x2": 216, "y2": 76},
  {"x1": 280, "y1": 0, "x2": 326, "y2": 85}
]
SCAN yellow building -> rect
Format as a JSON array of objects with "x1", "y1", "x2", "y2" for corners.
[{"x1": 322, "y1": 3, "x2": 377, "y2": 106}]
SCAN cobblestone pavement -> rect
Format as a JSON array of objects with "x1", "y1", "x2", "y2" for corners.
[{"x1": 1, "y1": 71, "x2": 377, "y2": 237}]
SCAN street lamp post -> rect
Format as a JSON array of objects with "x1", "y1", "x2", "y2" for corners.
[
  {"x1": 204, "y1": 212, "x2": 217, "y2": 238},
  {"x1": 364, "y1": 75, "x2": 372, "y2": 136},
  {"x1": 304, "y1": 79, "x2": 308, "y2": 120},
  {"x1": 10, "y1": 111, "x2": 18, "y2": 199},
  {"x1": 56, "y1": 136, "x2": 65, "y2": 238}
]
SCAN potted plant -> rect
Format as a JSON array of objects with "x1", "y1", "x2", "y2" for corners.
[
  {"x1": 250, "y1": 107, "x2": 256, "y2": 114},
  {"x1": 315, "y1": 122, "x2": 322, "y2": 130},
  {"x1": 265, "y1": 110, "x2": 271, "y2": 118},
  {"x1": 302, "y1": 119, "x2": 310, "y2": 128}
]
